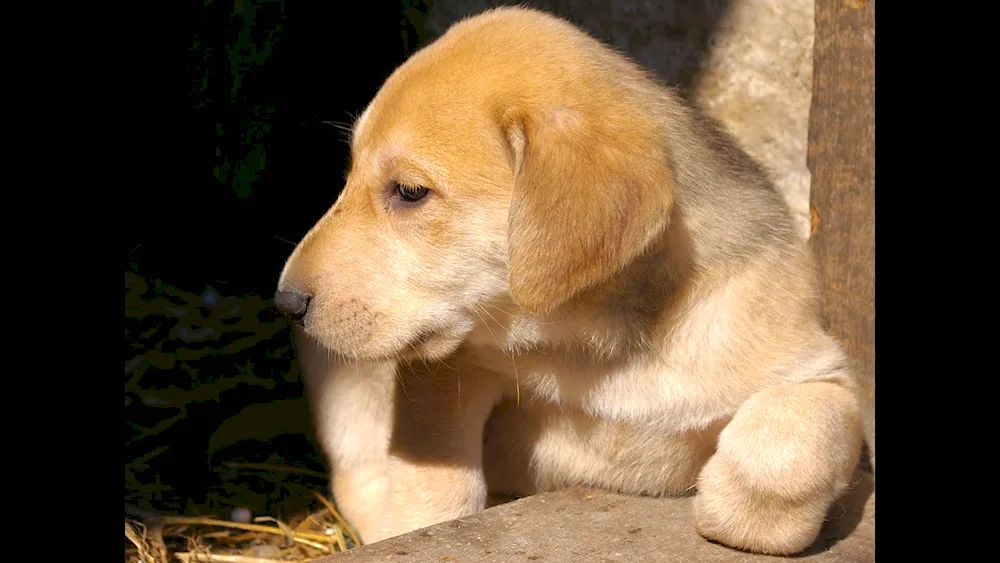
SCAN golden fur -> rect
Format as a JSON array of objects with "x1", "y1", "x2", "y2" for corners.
[{"x1": 277, "y1": 7, "x2": 874, "y2": 555}]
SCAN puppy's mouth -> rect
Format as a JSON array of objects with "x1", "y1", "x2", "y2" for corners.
[{"x1": 288, "y1": 302, "x2": 466, "y2": 361}]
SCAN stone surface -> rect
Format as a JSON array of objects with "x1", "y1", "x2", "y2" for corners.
[
  {"x1": 314, "y1": 469, "x2": 873, "y2": 562},
  {"x1": 694, "y1": 0, "x2": 816, "y2": 240}
]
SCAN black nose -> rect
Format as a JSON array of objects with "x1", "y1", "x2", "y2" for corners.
[{"x1": 274, "y1": 290, "x2": 311, "y2": 320}]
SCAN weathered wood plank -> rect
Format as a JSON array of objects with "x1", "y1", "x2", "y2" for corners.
[{"x1": 807, "y1": 0, "x2": 876, "y2": 449}]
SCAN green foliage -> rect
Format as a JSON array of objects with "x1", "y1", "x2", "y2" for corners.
[
  {"x1": 124, "y1": 269, "x2": 312, "y2": 514},
  {"x1": 189, "y1": 1, "x2": 432, "y2": 199},
  {"x1": 190, "y1": 0, "x2": 286, "y2": 199},
  {"x1": 401, "y1": 0, "x2": 434, "y2": 55}
]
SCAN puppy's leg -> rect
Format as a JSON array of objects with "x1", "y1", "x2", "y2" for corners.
[
  {"x1": 482, "y1": 398, "x2": 542, "y2": 498},
  {"x1": 693, "y1": 357, "x2": 865, "y2": 555},
  {"x1": 485, "y1": 399, "x2": 723, "y2": 499},
  {"x1": 297, "y1": 331, "x2": 394, "y2": 545},
  {"x1": 372, "y1": 359, "x2": 504, "y2": 543}
]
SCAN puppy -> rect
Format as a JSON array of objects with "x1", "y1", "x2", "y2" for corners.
[{"x1": 276, "y1": 7, "x2": 874, "y2": 556}]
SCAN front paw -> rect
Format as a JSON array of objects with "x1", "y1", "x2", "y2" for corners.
[
  {"x1": 692, "y1": 453, "x2": 831, "y2": 555},
  {"x1": 369, "y1": 460, "x2": 489, "y2": 544}
]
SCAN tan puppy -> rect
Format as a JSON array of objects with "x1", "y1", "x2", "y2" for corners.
[{"x1": 276, "y1": 7, "x2": 874, "y2": 556}]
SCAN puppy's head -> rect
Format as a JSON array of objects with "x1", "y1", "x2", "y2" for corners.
[{"x1": 277, "y1": 7, "x2": 675, "y2": 360}]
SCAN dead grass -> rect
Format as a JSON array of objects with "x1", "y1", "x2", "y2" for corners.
[
  {"x1": 125, "y1": 269, "x2": 359, "y2": 562},
  {"x1": 125, "y1": 502, "x2": 359, "y2": 563}
]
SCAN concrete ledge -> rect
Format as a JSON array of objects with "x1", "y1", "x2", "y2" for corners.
[{"x1": 316, "y1": 470, "x2": 873, "y2": 562}]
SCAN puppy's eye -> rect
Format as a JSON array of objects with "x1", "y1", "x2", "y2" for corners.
[{"x1": 396, "y1": 182, "x2": 430, "y2": 203}]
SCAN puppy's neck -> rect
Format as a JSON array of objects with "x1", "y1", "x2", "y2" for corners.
[{"x1": 470, "y1": 211, "x2": 693, "y2": 360}]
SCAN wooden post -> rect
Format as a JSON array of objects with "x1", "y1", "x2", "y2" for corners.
[{"x1": 807, "y1": 0, "x2": 875, "y2": 458}]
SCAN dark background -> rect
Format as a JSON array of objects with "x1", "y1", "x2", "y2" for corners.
[
  {"x1": 125, "y1": 1, "x2": 435, "y2": 519},
  {"x1": 126, "y1": 1, "x2": 431, "y2": 297}
]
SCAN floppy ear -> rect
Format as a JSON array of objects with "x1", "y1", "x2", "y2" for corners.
[{"x1": 502, "y1": 105, "x2": 675, "y2": 314}]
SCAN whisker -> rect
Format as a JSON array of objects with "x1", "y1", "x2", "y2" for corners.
[
  {"x1": 483, "y1": 303, "x2": 517, "y2": 318},
  {"x1": 407, "y1": 342, "x2": 431, "y2": 378},
  {"x1": 512, "y1": 353, "x2": 520, "y2": 406},
  {"x1": 478, "y1": 305, "x2": 505, "y2": 331},
  {"x1": 320, "y1": 120, "x2": 355, "y2": 145},
  {"x1": 320, "y1": 120, "x2": 354, "y2": 132},
  {"x1": 274, "y1": 235, "x2": 297, "y2": 247},
  {"x1": 397, "y1": 358, "x2": 414, "y2": 402},
  {"x1": 485, "y1": 302, "x2": 562, "y2": 326},
  {"x1": 473, "y1": 304, "x2": 521, "y2": 405},
  {"x1": 471, "y1": 305, "x2": 504, "y2": 354}
]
